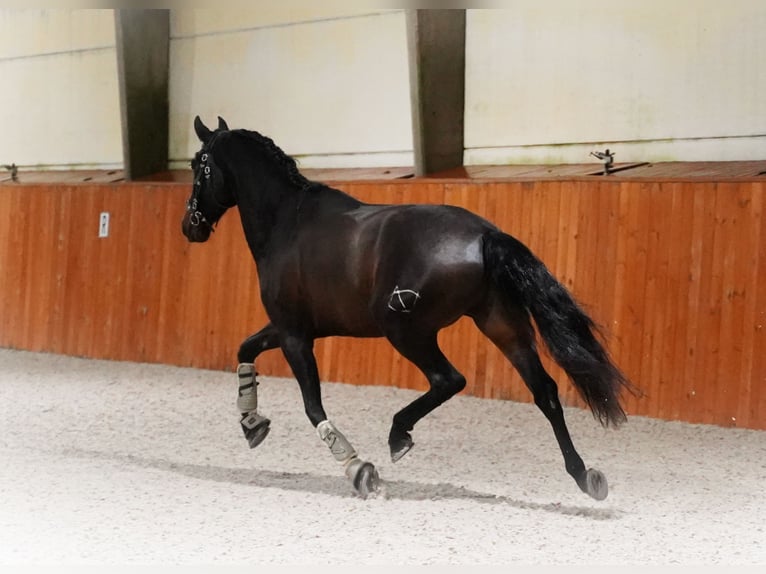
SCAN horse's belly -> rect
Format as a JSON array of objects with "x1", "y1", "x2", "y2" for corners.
[{"x1": 309, "y1": 297, "x2": 382, "y2": 338}]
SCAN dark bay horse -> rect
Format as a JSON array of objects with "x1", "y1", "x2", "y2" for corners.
[{"x1": 181, "y1": 116, "x2": 634, "y2": 500}]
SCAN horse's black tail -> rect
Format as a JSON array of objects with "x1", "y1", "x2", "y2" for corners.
[{"x1": 482, "y1": 229, "x2": 635, "y2": 428}]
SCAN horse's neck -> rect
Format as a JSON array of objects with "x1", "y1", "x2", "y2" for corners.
[
  {"x1": 237, "y1": 182, "x2": 361, "y2": 263},
  {"x1": 235, "y1": 178, "x2": 298, "y2": 261}
]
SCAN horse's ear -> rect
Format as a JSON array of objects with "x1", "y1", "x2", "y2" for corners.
[
  {"x1": 217, "y1": 116, "x2": 229, "y2": 131},
  {"x1": 194, "y1": 115, "x2": 213, "y2": 144}
]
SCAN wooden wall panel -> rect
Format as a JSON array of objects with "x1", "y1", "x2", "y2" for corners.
[{"x1": 1, "y1": 178, "x2": 764, "y2": 430}]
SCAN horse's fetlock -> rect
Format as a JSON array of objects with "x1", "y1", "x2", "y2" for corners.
[
  {"x1": 391, "y1": 413, "x2": 412, "y2": 434},
  {"x1": 317, "y1": 420, "x2": 358, "y2": 464}
]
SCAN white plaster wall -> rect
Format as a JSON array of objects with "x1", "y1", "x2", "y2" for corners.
[
  {"x1": 465, "y1": 1, "x2": 766, "y2": 164},
  {"x1": 0, "y1": 9, "x2": 122, "y2": 170},
  {"x1": 168, "y1": 9, "x2": 414, "y2": 169},
  {"x1": 3, "y1": 5, "x2": 765, "y2": 172}
]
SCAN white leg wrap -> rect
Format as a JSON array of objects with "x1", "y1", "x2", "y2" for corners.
[
  {"x1": 236, "y1": 363, "x2": 258, "y2": 413},
  {"x1": 316, "y1": 420, "x2": 357, "y2": 465}
]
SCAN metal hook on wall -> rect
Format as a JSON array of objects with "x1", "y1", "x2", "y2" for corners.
[
  {"x1": 2, "y1": 163, "x2": 18, "y2": 182},
  {"x1": 590, "y1": 149, "x2": 615, "y2": 175}
]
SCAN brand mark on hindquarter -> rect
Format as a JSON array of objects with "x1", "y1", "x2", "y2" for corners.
[{"x1": 388, "y1": 285, "x2": 421, "y2": 313}]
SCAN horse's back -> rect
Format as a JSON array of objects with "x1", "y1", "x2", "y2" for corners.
[{"x1": 353, "y1": 203, "x2": 493, "y2": 276}]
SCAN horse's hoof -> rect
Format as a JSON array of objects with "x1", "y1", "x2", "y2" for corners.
[
  {"x1": 582, "y1": 468, "x2": 609, "y2": 501},
  {"x1": 241, "y1": 413, "x2": 271, "y2": 449},
  {"x1": 389, "y1": 434, "x2": 414, "y2": 463},
  {"x1": 346, "y1": 459, "x2": 380, "y2": 499}
]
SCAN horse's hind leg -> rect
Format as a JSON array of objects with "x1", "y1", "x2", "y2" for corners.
[
  {"x1": 385, "y1": 329, "x2": 466, "y2": 462},
  {"x1": 474, "y1": 302, "x2": 608, "y2": 500},
  {"x1": 235, "y1": 323, "x2": 281, "y2": 449}
]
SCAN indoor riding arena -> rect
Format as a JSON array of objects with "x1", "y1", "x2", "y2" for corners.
[{"x1": 1, "y1": 5, "x2": 764, "y2": 567}]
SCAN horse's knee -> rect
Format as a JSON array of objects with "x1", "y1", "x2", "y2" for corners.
[
  {"x1": 237, "y1": 329, "x2": 278, "y2": 363},
  {"x1": 237, "y1": 337, "x2": 257, "y2": 363},
  {"x1": 431, "y1": 371, "x2": 466, "y2": 398}
]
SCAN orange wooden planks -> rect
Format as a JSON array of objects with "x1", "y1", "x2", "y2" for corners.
[{"x1": 1, "y1": 177, "x2": 764, "y2": 429}]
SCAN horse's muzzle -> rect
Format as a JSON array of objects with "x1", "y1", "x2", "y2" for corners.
[{"x1": 181, "y1": 210, "x2": 212, "y2": 243}]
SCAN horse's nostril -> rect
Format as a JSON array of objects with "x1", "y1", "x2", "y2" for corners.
[
  {"x1": 195, "y1": 227, "x2": 211, "y2": 242},
  {"x1": 182, "y1": 218, "x2": 212, "y2": 243}
]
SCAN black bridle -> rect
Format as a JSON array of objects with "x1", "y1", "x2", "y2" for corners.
[{"x1": 186, "y1": 147, "x2": 235, "y2": 228}]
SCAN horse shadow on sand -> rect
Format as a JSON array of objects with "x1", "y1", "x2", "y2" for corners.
[{"x1": 67, "y1": 448, "x2": 623, "y2": 521}]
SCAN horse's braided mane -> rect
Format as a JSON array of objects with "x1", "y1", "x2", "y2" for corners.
[{"x1": 238, "y1": 129, "x2": 319, "y2": 192}]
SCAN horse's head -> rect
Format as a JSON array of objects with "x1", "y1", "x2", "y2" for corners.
[{"x1": 181, "y1": 115, "x2": 237, "y2": 243}]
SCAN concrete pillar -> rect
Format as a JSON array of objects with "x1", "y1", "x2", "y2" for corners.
[
  {"x1": 406, "y1": 9, "x2": 466, "y2": 176},
  {"x1": 114, "y1": 10, "x2": 169, "y2": 180}
]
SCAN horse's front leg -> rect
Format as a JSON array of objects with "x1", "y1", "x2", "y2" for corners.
[
  {"x1": 280, "y1": 333, "x2": 380, "y2": 498},
  {"x1": 235, "y1": 323, "x2": 281, "y2": 448}
]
